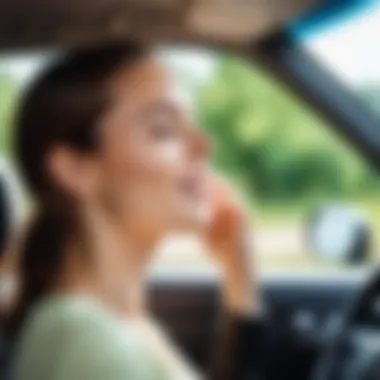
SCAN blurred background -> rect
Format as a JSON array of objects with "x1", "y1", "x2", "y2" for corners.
[{"x1": 2, "y1": 2, "x2": 380, "y2": 273}]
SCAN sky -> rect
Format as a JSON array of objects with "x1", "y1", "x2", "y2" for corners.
[
  {"x1": 306, "y1": 2, "x2": 380, "y2": 86},
  {"x1": 3, "y1": 3, "x2": 380, "y2": 88}
]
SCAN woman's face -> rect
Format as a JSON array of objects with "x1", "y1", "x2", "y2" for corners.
[{"x1": 94, "y1": 59, "x2": 212, "y2": 237}]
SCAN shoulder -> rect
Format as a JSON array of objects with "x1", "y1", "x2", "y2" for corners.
[
  {"x1": 14, "y1": 297, "x2": 164, "y2": 380},
  {"x1": 19, "y1": 296, "x2": 122, "y2": 349}
]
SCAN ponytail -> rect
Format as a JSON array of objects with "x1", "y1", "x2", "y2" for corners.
[
  {"x1": 9, "y1": 42, "x2": 144, "y2": 337},
  {"x1": 7, "y1": 207, "x2": 72, "y2": 336}
]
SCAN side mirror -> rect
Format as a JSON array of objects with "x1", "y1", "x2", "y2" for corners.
[{"x1": 306, "y1": 204, "x2": 372, "y2": 264}]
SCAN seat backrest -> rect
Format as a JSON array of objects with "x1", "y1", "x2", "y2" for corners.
[
  {"x1": 0, "y1": 159, "x2": 24, "y2": 380},
  {"x1": 0, "y1": 325, "x2": 10, "y2": 379}
]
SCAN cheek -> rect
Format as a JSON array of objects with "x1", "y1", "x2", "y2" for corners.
[
  {"x1": 155, "y1": 143, "x2": 184, "y2": 168},
  {"x1": 100, "y1": 139, "x2": 186, "y2": 222},
  {"x1": 129, "y1": 140, "x2": 185, "y2": 188}
]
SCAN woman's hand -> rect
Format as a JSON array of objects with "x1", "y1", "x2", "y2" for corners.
[{"x1": 204, "y1": 176, "x2": 261, "y2": 316}]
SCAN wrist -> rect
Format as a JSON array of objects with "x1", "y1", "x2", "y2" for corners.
[{"x1": 221, "y1": 272, "x2": 262, "y2": 316}]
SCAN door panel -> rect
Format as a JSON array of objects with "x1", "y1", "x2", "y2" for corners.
[
  {"x1": 150, "y1": 280, "x2": 218, "y2": 367},
  {"x1": 149, "y1": 273, "x2": 367, "y2": 368}
]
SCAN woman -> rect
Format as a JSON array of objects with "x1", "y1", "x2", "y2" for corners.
[{"x1": 7, "y1": 43, "x2": 315, "y2": 380}]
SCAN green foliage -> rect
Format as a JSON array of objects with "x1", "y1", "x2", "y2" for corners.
[
  {"x1": 197, "y1": 55, "x2": 380, "y2": 202},
  {"x1": 0, "y1": 68, "x2": 18, "y2": 156}
]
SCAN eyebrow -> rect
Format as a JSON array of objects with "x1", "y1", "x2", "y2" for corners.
[{"x1": 142, "y1": 101, "x2": 181, "y2": 120}]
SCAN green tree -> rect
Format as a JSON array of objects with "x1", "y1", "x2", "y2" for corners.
[
  {"x1": 0, "y1": 66, "x2": 19, "y2": 156},
  {"x1": 196, "y1": 55, "x2": 380, "y2": 203}
]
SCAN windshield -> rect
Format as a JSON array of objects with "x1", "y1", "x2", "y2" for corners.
[{"x1": 295, "y1": 2, "x2": 380, "y2": 120}]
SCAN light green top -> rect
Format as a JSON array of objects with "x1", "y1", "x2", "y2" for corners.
[{"x1": 12, "y1": 295, "x2": 173, "y2": 380}]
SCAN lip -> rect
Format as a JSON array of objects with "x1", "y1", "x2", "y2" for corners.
[{"x1": 179, "y1": 170, "x2": 207, "y2": 200}]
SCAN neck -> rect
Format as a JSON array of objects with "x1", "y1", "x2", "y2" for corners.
[{"x1": 57, "y1": 206, "x2": 160, "y2": 319}]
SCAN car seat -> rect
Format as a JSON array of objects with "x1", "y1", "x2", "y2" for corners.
[{"x1": 0, "y1": 159, "x2": 23, "y2": 380}]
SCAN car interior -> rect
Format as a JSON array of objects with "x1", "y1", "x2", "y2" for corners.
[
  {"x1": 2, "y1": 1, "x2": 380, "y2": 379},
  {"x1": 0, "y1": 159, "x2": 23, "y2": 379}
]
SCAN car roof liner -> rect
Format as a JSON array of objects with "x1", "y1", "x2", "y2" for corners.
[{"x1": 0, "y1": 0, "x2": 322, "y2": 51}]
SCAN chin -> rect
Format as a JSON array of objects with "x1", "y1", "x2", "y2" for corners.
[{"x1": 176, "y1": 204, "x2": 212, "y2": 232}]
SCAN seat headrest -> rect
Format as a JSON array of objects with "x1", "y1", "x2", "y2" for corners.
[{"x1": 0, "y1": 160, "x2": 23, "y2": 257}]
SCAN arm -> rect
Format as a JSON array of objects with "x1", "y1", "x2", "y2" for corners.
[
  {"x1": 207, "y1": 254, "x2": 318, "y2": 380},
  {"x1": 204, "y1": 180, "x2": 317, "y2": 380},
  {"x1": 208, "y1": 310, "x2": 318, "y2": 380}
]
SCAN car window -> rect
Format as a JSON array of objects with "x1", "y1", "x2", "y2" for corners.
[
  {"x1": 165, "y1": 48, "x2": 380, "y2": 274},
  {"x1": 301, "y1": 2, "x2": 380, "y2": 122},
  {"x1": 1, "y1": 47, "x2": 379, "y2": 274}
]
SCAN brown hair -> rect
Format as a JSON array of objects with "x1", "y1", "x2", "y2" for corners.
[{"x1": 8, "y1": 42, "x2": 145, "y2": 335}]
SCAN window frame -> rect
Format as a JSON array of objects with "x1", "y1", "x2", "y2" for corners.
[{"x1": 252, "y1": 32, "x2": 380, "y2": 171}]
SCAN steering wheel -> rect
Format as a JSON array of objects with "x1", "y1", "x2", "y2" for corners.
[{"x1": 313, "y1": 269, "x2": 380, "y2": 380}]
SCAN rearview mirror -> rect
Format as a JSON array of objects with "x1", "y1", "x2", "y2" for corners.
[{"x1": 306, "y1": 204, "x2": 372, "y2": 264}]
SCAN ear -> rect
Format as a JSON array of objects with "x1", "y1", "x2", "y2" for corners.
[{"x1": 47, "y1": 145, "x2": 100, "y2": 201}]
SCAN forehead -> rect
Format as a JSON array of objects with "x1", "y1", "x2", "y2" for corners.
[{"x1": 110, "y1": 58, "x2": 193, "y2": 112}]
